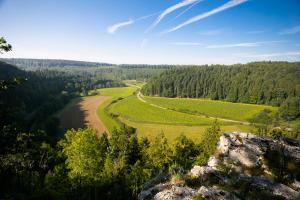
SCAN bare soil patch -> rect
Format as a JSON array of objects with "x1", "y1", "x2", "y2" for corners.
[{"x1": 59, "y1": 96, "x2": 110, "y2": 136}]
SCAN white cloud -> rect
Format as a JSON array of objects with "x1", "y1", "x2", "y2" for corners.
[
  {"x1": 147, "y1": 0, "x2": 200, "y2": 32},
  {"x1": 107, "y1": 19, "x2": 134, "y2": 34},
  {"x1": 279, "y1": 26, "x2": 300, "y2": 35},
  {"x1": 170, "y1": 42, "x2": 202, "y2": 46},
  {"x1": 207, "y1": 41, "x2": 283, "y2": 48},
  {"x1": 165, "y1": 0, "x2": 248, "y2": 33},
  {"x1": 173, "y1": 0, "x2": 203, "y2": 20},
  {"x1": 140, "y1": 39, "x2": 148, "y2": 49},
  {"x1": 207, "y1": 42, "x2": 259, "y2": 48},
  {"x1": 239, "y1": 52, "x2": 300, "y2": 58},
  {"x1": 107, "y1": 12, "x2": 159, "y2": 34}
]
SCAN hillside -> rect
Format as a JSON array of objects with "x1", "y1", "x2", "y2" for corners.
[
  {"x1": 139, "y1": 132, "x2": 300, "y2": 200},
  {"x1": 0, "y1": 58, "x2": 113, "y2": 68},
  {"x1": 142, "y1": 62, "x2": 300, "y2": 107}
]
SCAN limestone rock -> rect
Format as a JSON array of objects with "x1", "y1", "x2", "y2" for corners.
[
  {"x1": 198, "y1": 186, "x2": 239, "y2": 200},
  {"x1": 153, "y1": 186, "x2": 196, "y2": 200},
  {"x1": 138, "y1": 132, "x2": 300, "y2": 200}
]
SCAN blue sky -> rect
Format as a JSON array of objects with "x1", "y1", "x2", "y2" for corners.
[{"x1": 0, "y1": 0, "x2": 300, "y2": 64}]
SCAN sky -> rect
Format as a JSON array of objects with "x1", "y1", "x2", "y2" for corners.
[{"x1": 0, "y1": 0, "x2": 300, "y2": 64}]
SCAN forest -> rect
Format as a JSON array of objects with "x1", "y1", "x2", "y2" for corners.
[{"x1": 0, "y1": 58, "x2": 113, "y2": 68}]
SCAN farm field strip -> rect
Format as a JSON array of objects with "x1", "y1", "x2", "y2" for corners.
[
  {"x1": 122, "y1": 119, "x2": 252, "y2": 142},
  {"x1": 108, "y1": 95, "x2": 225, "y2": 126},
  {"x1": 124, "y1": 82, "x2": 256, "y2": 124},
  {"x1": 95, "y1": 84, "x2": 274, "y2": 141},
  {"x1": 139, "y1": 94, "x2": 277, "y2": 123},
  {"x1": 136, "y1": 91, "x2": 249, "y2": 124}
]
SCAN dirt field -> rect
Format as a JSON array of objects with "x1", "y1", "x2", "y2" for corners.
[{"x1": 59, "y1": 96, "x2": 110, "y2": 136}]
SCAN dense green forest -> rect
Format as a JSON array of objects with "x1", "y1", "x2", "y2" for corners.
[
  {"x1": 142, "y1": 62, "x2": 300, "y2": 120},
  {"x1": 0, "y1": 58, "x2": 175, "y2": 81},
  {"x1": 0, "y1": 58, "x2": 113, "y2": 68}
]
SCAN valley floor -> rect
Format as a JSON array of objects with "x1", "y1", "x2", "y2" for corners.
[{"x1": 58, "y1": 81, "x2": 283, "y2": 141}]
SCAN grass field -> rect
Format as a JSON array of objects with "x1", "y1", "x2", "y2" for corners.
[
  {"x1": 143, "y1": 96, "x2": 278, "y2": 122},
  {"x1": 109, "y1": 95, "x2": 232, "y2": 126},
  {"x1": 96, "y1": 86, "x2": 137, "y2": 133},
  {"x1": 97, "y1": 87, "x2": 136, "y2": 97},
  {"x1": 123, "y1": 119, "x2": 252, "y2": 142},
  {"x1": 95, "y1": 85, "x2": 279, "y2": 141}
]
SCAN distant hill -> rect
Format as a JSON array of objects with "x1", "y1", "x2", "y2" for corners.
[{"x1": 0, "y1": 58, "x2": 113, "y2": 68}]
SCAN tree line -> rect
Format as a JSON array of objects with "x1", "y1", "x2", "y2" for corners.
[{"x1": 0, "y1": 58, "x2": 112, "y2": 68}]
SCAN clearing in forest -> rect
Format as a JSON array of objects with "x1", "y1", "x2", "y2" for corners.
[{"x1": 96, "y1": 83, "x2": 270, "y2": 141}]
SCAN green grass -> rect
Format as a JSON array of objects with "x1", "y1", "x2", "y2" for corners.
[
  {"x1": 109, "y1": 95, "x2": 232, "y2": 126},
  {"x1": 95, "y1": 86, "x2": 263, "y2": 141},
  {"x1": 97, "y1": 86, "x2": 136, "y2": 97},
  {"x1": 96, "y1": 86, "x2": 137, "y2": 133},
  {"x1": 143, "y1": 96, "x2": 278, "y2": 122},
  {"x1": 96, "y1": 98, "x2": 121, "y2": 133},
  {"x1": 123, "y1": 119, "x2": 252, "y2": 142}
]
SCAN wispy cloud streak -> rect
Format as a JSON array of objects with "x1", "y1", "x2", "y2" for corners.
[
  {"x1": 170, "y1": 42, "x2": 202, "y2": 46},
  {"x1": 107, "y1": 12, "x2": 159, "y2": 34},
  {"x1": 207, "y1": 40, "x2": 283, "y2": 48},
  {"x1": 140, "y1": 39, "x2": 148, "y2": 49},
  {"x1": 165, "y1": 0, "x2": 248, "y2": 33},
  {"x1": 279, "y1": 26, "x2": 300, "y2": 35},
  {"x1": 237, "y1": 52, "x2": 300, "y2": 58},
  {"x1": 107, "y1": 19, "x2": 134, "y2": 34},
  {"x1": 173, "y1": 0, "x2": 203, "y2": 20},
  {"x1": 147, "y1": 0, "x2": 199, "y2": 32}
]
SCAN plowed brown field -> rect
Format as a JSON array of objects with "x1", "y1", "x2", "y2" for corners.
[{"x1": 59, "y1": 96, "x2": 110, "y2": 136}]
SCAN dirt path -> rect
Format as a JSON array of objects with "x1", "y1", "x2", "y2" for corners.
[{"x1": 59, "y1": 96, "x2": 110, "y2": 136}]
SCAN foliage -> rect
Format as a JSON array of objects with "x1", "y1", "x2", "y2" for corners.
[
  {"x1": 143, "y1": 62, "x2": 300, "y2": 108},
  {"x1": 279, "y1": 97, "x2": 300, "y2": 121},
  {"x1": 172, "y1": 134, "x2": 198, "y2": 169},
  {"x1": 196, "y1": 120, "x2": 221, "y2": 165},
  {"x1": 59, "y1": 128, "x2": 105, "y2": 181},
  {"x1": 0, "y1": 37, "x2": 12, "y2": 53},
  {"x1": 250, "y1": 109, "x2": 274, "y2": 136}
]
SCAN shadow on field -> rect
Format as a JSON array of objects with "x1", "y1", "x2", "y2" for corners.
[
  {"x1": 58, "y1": 96, "x2": 110, "y2": 135},
  {"x1": 59, "y1": 99, "x2": 88, "y2": 131}
]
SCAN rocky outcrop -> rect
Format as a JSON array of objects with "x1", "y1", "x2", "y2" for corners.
[{"x1": 138, "y1": 132, "x2": 300, "y2": 200}]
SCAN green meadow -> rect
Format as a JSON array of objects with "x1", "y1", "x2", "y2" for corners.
[
  {"x1": 97, "y1": 87, "x2": 136, "y2": 97},
  {"x1": 143, "y1": 96, "x2": 278, "y2": 122},
  {"x1": 95, "y1": 85, "x2": 272, "y2": 141},
  {"x1": 96, "y1": 86, "x2": 137, "y2": 133},
  {"x1": 109, "y1": 95, "x2": 223, "y2": 126}
]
